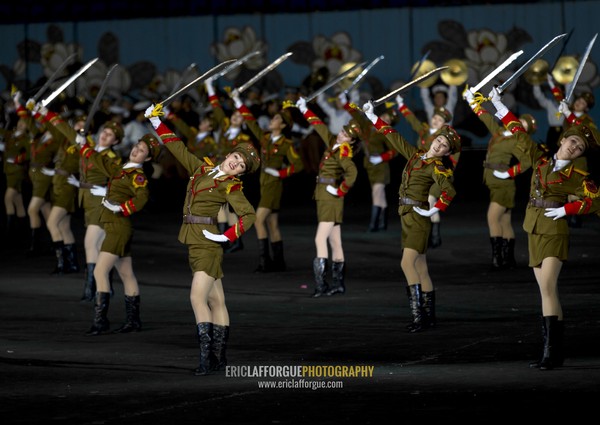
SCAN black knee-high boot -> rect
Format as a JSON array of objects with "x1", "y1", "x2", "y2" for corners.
[
  {"x1": 86, "y1": 292, "x2": 111, "y2": 336},
  {"x1": 194, "y1": 322, "x2": 213, "y2": 376},
  {"x1": 27, "y1": 228, "x2": 43, "y2": 257},
  {"x1": 502, "y1": 238, "x2": 517, "y2": 268},
  {"x1": 51, "y1": 241, "x2": 65, "y2": 275},
  {"x1": 406, "y1": 284, "x2": 424, "y2": 333},
  {"x1": 254, "y1": 238, "x2": 272, "y2": 273},
  {"x1": 113, "y1": 295, "x2": 142, "y2": 333},
  {"x1": 326, "y1": 261, "x2": 345, "y2": 296},
  {"x1": 428, "y1": 222, "x2": 442, "y2": 248},
  {"x1": 81, "y1": 263, "x2": 96, "y2": 302},
  {"x1": 311, "y1": 257, "x2": 329, "y2": 298},
  {"x1": 530, "y1": 316, "x2": 564, "y2": 370},
  {"x1": 63, "y1": 243, "x2": 80, "y2": 273},
  {"x1": 422, "y1": 290, "x2": 436, "y2": 328},
  {"x1": 368, "y1": 206, "x2": 382, "y2": 232},
  {"x1": 271, "y1": 240, "x2": 286, "y2": 272},
  {"x1": 490, "y1": 237, "x2": 503, "y2": 269},
  {"x1": 210, "y1": 324, "x2": 230, "y2": 372},
  {"x1": 378, "y1": 207, "x2": 388, "y2": 231}
]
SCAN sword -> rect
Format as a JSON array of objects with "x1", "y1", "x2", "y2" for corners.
[
  {"x1": 212, "y1": 50, "x2": 262, "y2": 81},
  {"x1": 170, "y1": 63, "x2": 199, "y2": 95},
  {"x1": 236, "y1": 52, "x2": 293, "y2": 94},
  {"x1": 29, "y1": 53, "x2": 78, "y2": 107},
  {"x1": 305, "y1": 61, "x2": 366, "y2": 102},
  {"x1": 498, "y1": 33, "x2": 567, "y2": 93},
  {"x1": 564, "y1": 33, "x2": 598, "y2": 103},
  {"x1": 158, "y1": 59, "x2": 237, "y2": 107},
  {"x1": 373, "y1": 66, "x2": 448, "y2": 107},
  {"x1": 549, "y1": 28, "x2": 574, "y2": 72},
  {"x1": 343, "y1": 55, "x2": 385, "y2": 95},
  {"x1": 40, "y1": 57, "x2": 99, "y2": 108},
  {"x1": 82, "y1": 64, "x2": 119, "y2": 135},
  {"x1": 409, "y1": 50, "x2": 431, "y2": 80},
  {"x1": 469, "y1": 50, "x2": 523, "y2": 95}
]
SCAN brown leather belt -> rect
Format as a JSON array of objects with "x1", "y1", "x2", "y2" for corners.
[
  {"x1": 529, "y1": 198, "x2": 563, "y2": 208},
  {"x1": 54, "y1": 168, "x2": 69, "y2": 177},
  {"x1": 183, "y1": 214, "x2": 217, "y2": 225},
  {"x1": 80, "y1": 182, "x2": 99, "y2": 189},
  {"x1": 483, "y1": 161, "x2": 509, "y2": 171},
  {"x1": 399, "y1": 197, "x2": 428, "y2": 208},
  {"x1": 317, "y1": 176, "x2": 336, "y2": 185}
]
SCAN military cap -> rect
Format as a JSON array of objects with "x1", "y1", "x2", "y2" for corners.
[
  {"x1": 343, "y1": 119, "x2": 362, "y2": 140},
  {"x1": 232, "y1": 142, "x2": 260, "y2": 173},
  {"x1": 519, "y1": 113, "x2": 537, "y2": 135},
  {"x1": 433, "y1": 106, "x2": 452, "y2": 123},
  {"x1": 139, "y1": 134, "x2": 162, "y2": 162},
  {"x1": 102, "y1": 120, "x2": 124, "y2": 144},
  {"x1": 436, "y1": 125, "x2": 461, "y2": 154}
]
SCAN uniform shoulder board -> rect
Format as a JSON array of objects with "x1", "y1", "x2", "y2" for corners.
[
  {"x1": 226, "y1": 180, "x2": 243, "y2": 194},
  {"x1": 583, "y1": 179, "x2": 599, "y2": 199},
  {"x1": 106, "y1": 150, "x2": 116, "y2": 158},
  {"x1": 434, "y1": 161, "x2": 453, "y2": 177},
  {"x1": 132, "y1": 172, "x2": 148, "y2": 188},
  {"x1": 339, "y1": 142, "x2": 353, "y2": 158}
]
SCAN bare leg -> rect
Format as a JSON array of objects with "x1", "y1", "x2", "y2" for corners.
[
  {"x1": 46, "y1": 206, "x2": 68, "y2": 242},
  {"x1": 254, "y1": 207, "x2": 270, "y2": 240},
  {"x1": 499, "y1": 208, "x2": 515, "y2": 239},
  {"x1": 266, "y1": 212, "x2": 281, "y2": 242},
  {"x1": 328, "y1": 224, "x2": 344, "y2": 262},
  {"x1": 533, "y1": 257, "x2": 563, "y2": 319},
  {"x1": 315, "y1": 221, "x2": 334, "y2": 258},
  {"x1": 84, "y1": 225, "x2": 105, "y2": 263},
  {"x1": 207, "y1": 279, "x2": 229, "y2": 326},
  {"x1": 94, "y1": 251, "x2": 120, "y2": 293},
  {"x1": 372, "y1": 183, "x2": 387, "y2": 208},
  {"x1": 487, "y1": 202, "x2": 506, "y2": 237},
  {"x1": 114, "y1": 256, "x2": 139, "y2": 296},
  {"x1": 27, "y1": 196, "x2": 46, "y2": 229},
  {"x1": 190, "y1": 271, "x2": 217, "y2": 324},
  {"x1": 401, "y1": 248, "x2": 421, "y2": 284}
]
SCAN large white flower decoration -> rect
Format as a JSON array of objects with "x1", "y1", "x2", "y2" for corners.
[
  {"x1": 311, "y1": 32, "x2": 362, "y2": 76},
  {"x1": 211, "y1": 26, "x2": 266, "y2": 80},
  {"x1": 70, "y1": 60, "x2": 131, "y2": 102}
]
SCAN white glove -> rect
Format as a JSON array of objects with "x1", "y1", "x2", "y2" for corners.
[
  {"x1": 349, "y1": 89, "x2": 360, "y2": 105},
  {"x1": 413, "y1": 206, "x2": 440, "y2": 217},
  {"x1": 326, "y1": 185, "x2": 339, "y2": 196},
  {"x1": 0, "y1": 142, "x2": 4, "y2": 152},
  {"x1": 337, "y1": 92, "x2": 348, "y2": 105},
  {"x1": 362, "y1": 101, "x2": 378, "y2": 124},
  {"x1": 67, "y1": 174, "x2": 80, "y2": 187},
  {"x1": 12, "y1": 91, "x2": 21, "y2": 107},
  {"x1": 144, "y1": 104, "x2": 162, "y2": 129},
  {"x1": 90, "y1": 185, "x2": 107, "y2": 197},
  {"x1": 102, "y1": 198, "x2": 123, "y2": 214},
  {"x1": 75, "y1": 133, "x2": 86, "y2": 146},
  {"x1": 230, "y1": 89, "x2": 243, "y2": 109},
  {"x1": 296, "y1": 97, "x2": 308, "y2": 114},
  {"x1": 33, "y1": 102, "x2": 48, "y2": 116},
  {"x1": 493, "y1": 170, "x2": 511, "y2": 180},
  {"x1": 463, "y1": 87, "x2": 474, "y2": 103},
  {"x1": 202, "y1": 229, "x2": 229, "y2": 243},
  {"x1": 6, "y1": 157, "x2": 15, "y2": 164},
  {"x1": 558, "y1": 100, "x2": 571, "y2": 117},
  {"x1": 41, "y1": 167, "x2": 55, "y2": 176},
  {"x1": 547, "y1": 73, "x2": 555, "y2": 89},
  {"x1": 488, "y1": 86, "x2": 508, "y2": 119},
  {"x1": 544, "y1": 207, "x2": 567, "y2": 220},
  {"x1": 204, "y1": 78, "x2": 215, "y2": 97},
  {"x1": 264, "y1": 167, "x2": 280, "y2": 177},
  {"x1": 369, "y1": 155, "x2": 383, "y2": 165},
  {"x1": 395, "y1": 94, "x2": 404, "y2": 108}
]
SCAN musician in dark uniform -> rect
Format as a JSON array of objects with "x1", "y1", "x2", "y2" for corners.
[
  {"x1": 296, "y1": 96, "x2": 358, "y2": 298},
  {"x1": 146, "y1": 103, "x2": 260, "y2": 376},
  {"x1": 231, "y1": 89, "x2": 304, "y2": 273},
  {"x1": 463, "y1": 88, "x2": 534, "y2": 269},
  {"x1": 488, "y1": 86, "x2": 600, "y2": 370},
  {"x1": 79, "y1": 132, "x2": 161, "y2": 337},
  {"x1": 362, "y1": 100, "x2": 459, "y2": 333}
]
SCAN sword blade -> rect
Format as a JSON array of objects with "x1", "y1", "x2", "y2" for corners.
[
  {"x1": 373, "y1": 66, "x2": 448, "y2": 107},
  {"x1": 237, "y1": 52, "x2": 293, "y2": 94},
  {"x1": 170, "y1": 63, "x2": 199, "y2": 96},
  {"x1": 550, "y1": 28, "x2": 574, "y2": 71},
  {"x1": 409, "y1": 50, "x2": 431, "y2": 80},
  {"x1": 470, "y1": 50, "x2": 523, "y2": 94},
  {"x1": 498, "y1": 33, "x2": 567, "y2": 92},
  {"x1": 565, "y1": 33, "x2": 598, "y2": 103},
  {"x1": 213, "y1": 50, "x2": 262, "y2": 80},
  {"x1": 305, "y1": 61, "x2": 366, "y2": 102},
  {"x1": 32, "y1": 53, "x2": 78, "y2": 102},
  {"x1": 159, "y1": 59, "x2": 237, "y2": 106},
  {"x1": 84, "y1": 64, "x2": 119, "y2": 134},
  {"x1": 41, "y1": 57, "x2": 99, "y2": 107},
  {"x1": 343, "y1": 55, "x2": 385, "y2": 95}
]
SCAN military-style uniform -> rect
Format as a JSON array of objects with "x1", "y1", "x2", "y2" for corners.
[
  {"x1": 501, "y1": 112, "x2": 600, "y2": 267},
  {"x1": 238, "y1": 104, "x2": 304, "y2": 211},
  {"x1": 303, "y1": 108, "x2": 358, "y2": 223},
  {"x1": 39, "y1": 111, "x2": 81, "y2": 213},
  {"x1": 29, "y1": 129, "x2": 59, "y2": 200},
  {"x1": 2, "y1": 124, "x2": 30, "y2": 192},
  {"x1": 155, "y1": 123, "x2": 256, "y2": 279},
  {"x1": 474, "y1": 106, "x2": 531, "y2": 209},
  {"x1": 80, "y1": 143, "x2": 149, "y2": 257},
  {"x1": 371, "y1": 117, "x2": 456, "y2": 254},
  {"x1": 79, "y1": 140, "x2": 122, "y2": 227},
  {"x1": 167, "y1": 113, "x2": 218, "y2": 161},
  {"x1": 208, "y1": 94, "x2": 254, "y2": 161}
]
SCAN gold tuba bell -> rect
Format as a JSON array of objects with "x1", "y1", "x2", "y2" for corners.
[
  {"x1": 524, "y1": 59, "x2": 549, "y2": 85},
  {"x1": 410, "y1": 59, "x2": 438, "y2": 87},
  {"x1": 552, "y1": 55, "x2": 579, "y2": 85},
  {"x1": 337, "y1": 61, "x2": 364, "y2": 91},
  {"x1": 440, "y1": 59, "x2": 468, "y2": 86}
]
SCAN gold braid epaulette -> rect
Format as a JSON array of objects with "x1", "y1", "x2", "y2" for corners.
[
  {"x1": 583, "y1": 179, "x2": 599, "y2": 199},
  {"x1": 434, "y1": 161, "x2": 453, "y2": 178}
]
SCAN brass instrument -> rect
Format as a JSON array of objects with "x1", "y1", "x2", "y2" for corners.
[
  {"x1": 440, "y1": 59, "x2": 468, "y2": 86},
  {"x1": 410, "y1": 59, "x2": 438, "y2": 88},
  {"x1": 524, "y1": 59, "x2": 550, "y2": 85},
  {"x1": 551, "y1": 55, "x2": 579, "y2": 84},
  {"x1": 337, "y1": 61, "x2": 364, "y2": 91}
]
